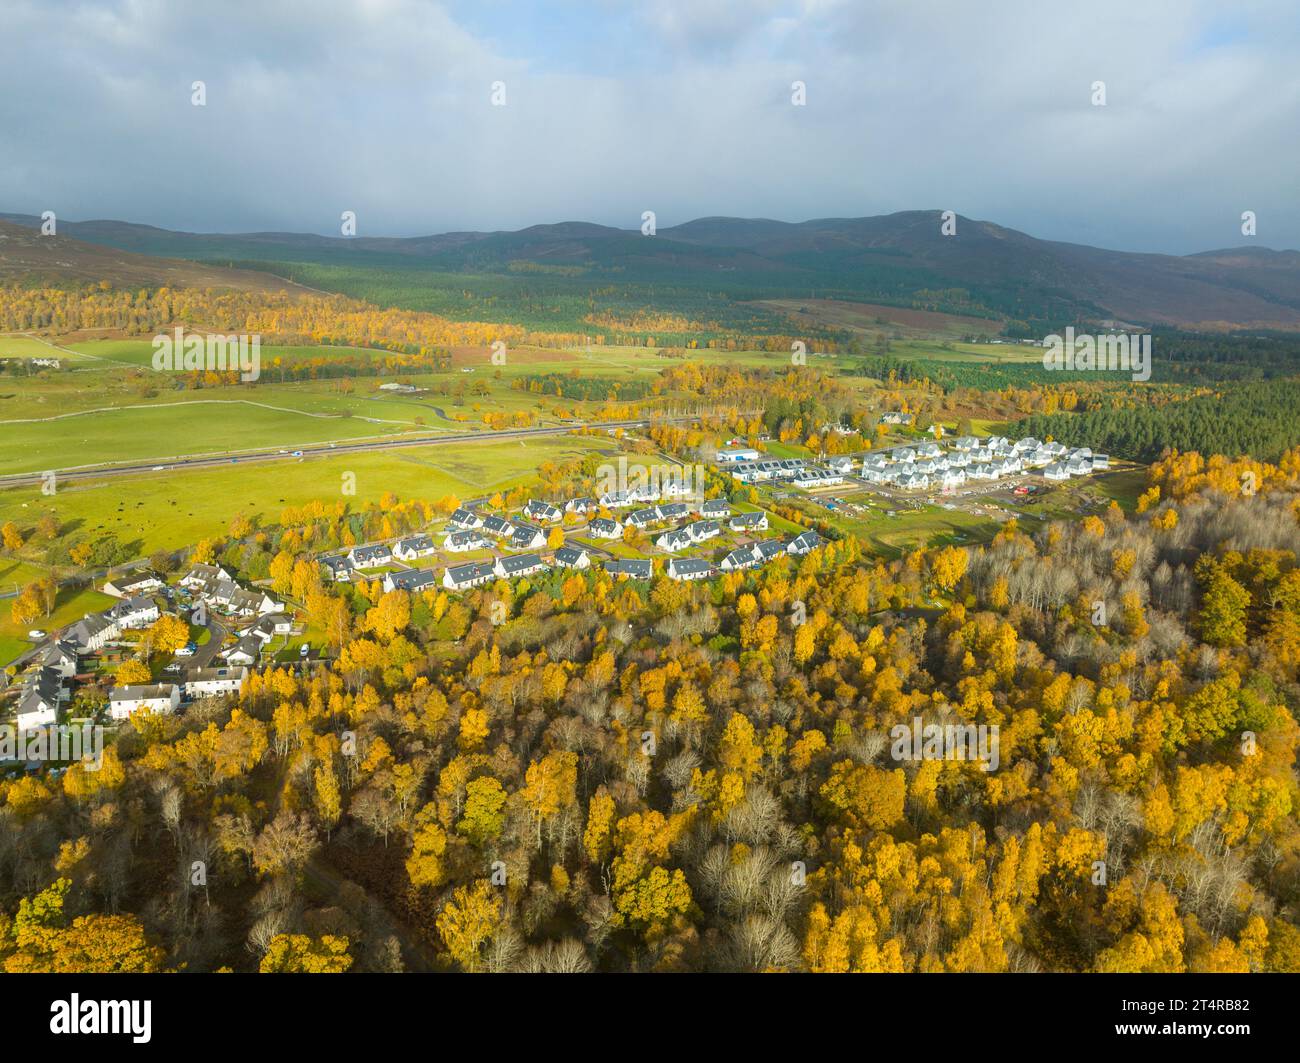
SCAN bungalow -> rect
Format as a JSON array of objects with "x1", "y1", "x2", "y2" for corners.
[
  {"x1": 729, "y1": 511, "x2": 768, "y2": 533},
  {"x1": 15, "y1": 689, "x2": 58, "y2": 732},
  {"x1": 184, "y1": 666, "x2": 247, "y2": 699},
  {"x1": 179, "y1": 563, "x2": 233, "y2": 591},
  {"x1": 245, "y1": 613, "x2": 293, "y2": 642},
  {"x1": 721, "y1": 545, "x2": 760, "y2": 571},
  {"x1": 787, "y1": 531, "x2": 825, "y2": 556},
  {"x1": 495, "y1": 553, "x2": 548, "y2": 579},
  {"x1": 444, "y1": 530, "x2": 492, "y2": 553},
  {"x1": 657, "y1": 528, "x2": 693, "y2": 553},
  {"x1": 625, "y1": 508, "x2": 659, "y2": 529},
  {"x1": 1091, "y1": 454, "x2": 1110, "y2": 470},
  {"x1": 565, "y1": 497, "x2": 598, "y2": 515},
  {"x1": 222, "y1": 636, "x2": 262, "y2": 667},
  {"x1": 605, "y1": 558, "x2": 652, "y2": 580},
  {"x1": 667, "y1": 557, "x2": 713, "y2": 582},
  {"x1": 65, "y1": 612, "x2": 120, "y2": 652},
  {"x1": 443, "y1": 561, "x2": 495, "y2": 591},
  {"x1": 510, "y1": 523, "x2": 546, "y2": 551},
  {"x1": 109, "y1": 683, "x2": 180, "y2": 720},
  {"x1": 716, "y1": 447, "x2": 760, "y2": 463},
  {"x1": 700, "y1": 498, "x2": 731, "y2": 519},
  {"x1": 226, "y1": 587, "x2": 280, "y2": 618},
  {"x1": 102, "y1": 570, "x2": 164, "y2": 598},
  {"x1": 320, "y1": 555, "x2": 353, "y2": 582},
  {"x1": 686, "y1": 520, "x2": 720, "y2": 543},
  {"x1": 598, "y1": 490, "x2": 634, "y2": 509},
  {"x1": 554, "y1": 546, "x2": 590, "y2": 570},
  {"x1": 393, "y1": 534, "x2": 436, "y2": 561},
  {"x1": 107, "y1": 594, "x2": 159, "y2": 630},
  {"x1": 348, "y1": 544, "x2": 393, "y2": 569},
  {"x1": 939, "y1": 468, "x2": 967, "y2": 489},
  {"x1": 41, "y1": 641, "x2": 79, "y2": 679},
  {"x1": 655, "y1": 502, "x2": 689, "y2": 522},
  {"x1": 753, "y1": 539, "x2": 787, "y2": 564},
  {"x1": 1043, "y1": 462, "x2": 1070, "y2": 481},
  {"x1": 482, "y1": 515, "x2": 515, "y2": 539},
  {"x1": 383, "y1": 568, "x2": 438, "y2": 594},
  {"x1": 524, "y1": 499, "x2": 562, "y2": 523},
  {"x1": 589, "y1": 517, "x2": 623, "y2": 540},
  {"x1": 448, "y1": 507, "x2": 483, "y2": 531}
]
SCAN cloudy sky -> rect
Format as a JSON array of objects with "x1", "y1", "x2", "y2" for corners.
[{"x1": 1, "y1": 0, "x2": 1297, "y2": 253}]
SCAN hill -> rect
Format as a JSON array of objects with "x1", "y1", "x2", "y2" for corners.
[
  {"x1": 0, "y1": 219, "x2": 311, "y2": 294},
  {"x1": 4, "y1": 211, "x2": 1300, "y2": 332}
]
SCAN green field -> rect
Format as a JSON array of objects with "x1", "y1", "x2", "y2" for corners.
[
  {"x1": 0, "y1": 434, "x2": 616, "y2": 559},
  {"x1": 0, "y1": 583, "x2": 116, "y2": 668}
]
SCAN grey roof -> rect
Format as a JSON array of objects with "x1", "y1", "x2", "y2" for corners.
[
  {"x1": 511, "y1": 522, "x2": 543, "y2": 546},
  {"x1": 395, "y1": 534, "x2": 434, "y2": 553},
  {"x1": 669, "y1": 557, "x2": 713, "y2": 576},
  {"x1": 730, "y1": 511, "x2": 766, "y2": 527},
  {"x1": 590, "y1": 518, "x2": 621, "y2": 534},
  {"x1": 184, "y1": 666, "x2": 247, "y2": 684},
  {"x1": 753, "y1": 539, "x2": 787, "y2": 561},
  {"x1": 605, "y1": 558, "x2": 652, "y2": 579},
  {"x1": 482, "y1": 515, "x2": 514, "y2": 535},
  {"x1": 445, "y1": 561, "x2": 495, "y2": 585},
  {"x1": 446, "y1": 530, "x2": 489, "y2": 548},
  {"x1": 554, "y1": 546, "x2": 588, "y2": 566},
  {"x1": 109, "y1": 683, "x2": 178, "y2": 702},
  {"x1": 225, "y1": 635, "x2": 263, "y2": 660},
  {"x1": 66, "y1": 612, "x2": 116, "y2": 647},
  {"x1": 656, "y1": 503, "x2": 689, "y2": 519},
  {"x1": 788, "y1": 531, "x2": 824, "y2": 553},
  {"x1": 320, "y1": 555, "x2": 352, "y2": 573},
  {"x1": 350, "y1": 544, "x2": 392, "y2": 563},
  {"x1": 386, "y1": 568, "x2": 437, "y2": 592},
  {"x1": 449, "y1": 507, "x2": 480, "y2": 524},
  {"x1": 498, "y1": 552, "x2": 546, "y2": 575},
  {"x1": 701, "y1": 499, "x2": 730, "y2": 514}
]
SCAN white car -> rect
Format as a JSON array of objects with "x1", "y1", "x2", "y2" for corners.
[
  {"x1": 175, "y1": 645, "x2": 196, "y2": 657},
  {"x1": 27, "y1": 629, "x2": 46, "y2": 639}
]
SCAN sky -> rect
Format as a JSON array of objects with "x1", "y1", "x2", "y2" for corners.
[{"x1": 1, "y1": 0, "x2": 1297, "y2": 253}]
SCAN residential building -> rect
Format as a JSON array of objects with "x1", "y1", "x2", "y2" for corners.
[
  {"x1": 667, "y1": 557, "x2": 712, "y2": 581},
  {"x1": 588, "y1": 518, "x2": 623, "y2": 539},
  {"x1": 787, "y1": 531, "x2": 825, "y2": 555},
  {"x1": 524, "y1": 499, "x2": 562, "y2": 523},
  {"x1": 443, "y1": 562, "x2": 495, "y2": 591},
  {"x1": 495, "y1": 553, "x2": 547, "y2": 579},
  {"x1": 444, "y1": 530, "x2": 492, "y2": 552},
  {"x1": 604, "y1": 558, "x2": 652, "y2": 580},
  {"x1": 393, "y1": 534, "x2": 436, "y2": 561},
  {"x1": 510, "y1": 523, "x2": 546, "y2": 550},
  {"x1": 109, "y1": 683, "x2": 180, "y2": 720},
  {"x1": 102, "y1": 570, "x2": 164, "y2": 598},
  {"x1": 383, "y1": 568, "x2": 438, "y2": 594},
  {"x1": 184, "y1": 666, "x2": 248, "y2": 699},
  {"x1": 320, "y1": 555, "x2": 353, "y2": 582},
  {"x1": 448, "y1": 507, "x2": 483, "y2": 530},
  {"x1": 348, "y1": 544, "x2": 392, "y2": 569},
  {"x1": 729, "y1": 511, "x2": 768, "y2": 532},
  {"x1": 554, "y1": 546, "x2": 590, "y2": 569}
]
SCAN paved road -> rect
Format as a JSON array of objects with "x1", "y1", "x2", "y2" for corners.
[{"x1": 0, "y1": 415, "x2": 706, "y2": 488}]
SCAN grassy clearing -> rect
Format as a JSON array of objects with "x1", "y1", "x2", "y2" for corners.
[
  {"x1": 0, "y1": 435, "x2": 616, "y2": 559},
  {"x1": 0, "y1": 583, "x2": 116, "y2": 667}
]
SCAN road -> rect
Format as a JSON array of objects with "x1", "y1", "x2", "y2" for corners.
[{"x1": 0, "y1": 415, "x2": 711, "y2": 488}]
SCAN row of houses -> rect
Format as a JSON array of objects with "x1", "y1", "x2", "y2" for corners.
[
  {"x1": 723, "y1": 456, "x2": 853, "y2": 485},
  {"x1": 859, "y1": 437, "x2": 1108, "y2": 490},
  {"x1": 179, "y1": 564, "x2": 280, "y2": 617},
  {"x1": 440, "y1": 528, "x2": 826, "y2": 591},
  {"x1": 108, "y1": 666, "x2": 249, "y2": 720}
]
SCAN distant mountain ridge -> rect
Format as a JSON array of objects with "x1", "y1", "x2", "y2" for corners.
[{"x1": 4, "y1": 210, "x2": 1300, "y2": 331}]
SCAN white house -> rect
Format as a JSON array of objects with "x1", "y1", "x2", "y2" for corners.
[
  {"x1": 589, "y1": 518, "x2": 623, "y2": 539},
  {"x1": 320, "y1": 555, "x2": 353, "y2": 582},
  {"x1": 393, "y1": 534, "x2": 436, "y2": 561},
  {"x1": 554, "y1": 546, "x2": 590, "y2": 570},
  {"x1": 729, "y1": 512, "x2": 768, "y2": 533},
  {"x1": 444, "y1": 530, "x2": 492, "y2": 553},
  {"x1": 383, "y1": 568, "x2": 438, "y2": 593},
  {"x1": 443, "y1": 561, "x2": 495, "y2": 591},
  {"x1": 657, "y1": 528, "x2": 693, "y2": 553},
  {"x1": 721, "y1": 545, "x2": 760, "y2": 571},
  {"x1": 524, "y1": 499, "x2": 562, "y2": 523},
  {"x1": 667, "y1": 557, "x2": 713, "y2": 582},
  {"x1": 510, "y1": 524, "x2": 546, "y2": 551},
  {"x1": 108, "y1": 595, "x2": 159, "y2": 630},
  {"x1": 102, "y1": 571, "x2": 164, "y2": 598},
  {"x1": 1043, "y1": 462, "x2": 1070, "y2": 480},
  {"x1": 787, "y1": 531, "x2": 824, "y2": 556},
  {"x1": 716, "y1": 447, "x2": 760, "y2": 463},
  {"x1": 109, "y1": 683, "x2": 180, "y2": 720},
  {"x1": 495, "y1": 553, "x2": 547, "y2": 579},
  {"x1": 448, "y1": 508, "x2": 483, "y2": 531},
  {"x1": 184, "y1": 667, "x2": 247, "y2": 699},
  {"x1": 686, "y1": 520, "x2": 720, "y2": 543},
  {"x1": 348, "y1": 544, "x2": 393, "y2": 569},
  {"x1": 65, "y1": 612, "x2": 121, "y2": 652}
]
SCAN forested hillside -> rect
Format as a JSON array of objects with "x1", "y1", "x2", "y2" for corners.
[{"x1": 2, "y1": 460, "x2": 1298, "y2": 973}]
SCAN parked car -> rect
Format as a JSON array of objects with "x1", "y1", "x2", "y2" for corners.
[
  {"x1": 299, "y1": 644, "x2": 310, "y2": 658},
  {"x1": 27, "y1": 629, "x2": 46, "y2": 639},
  {"x1": 175, "y1": 645, "x2": 196, "y2": 658}
]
